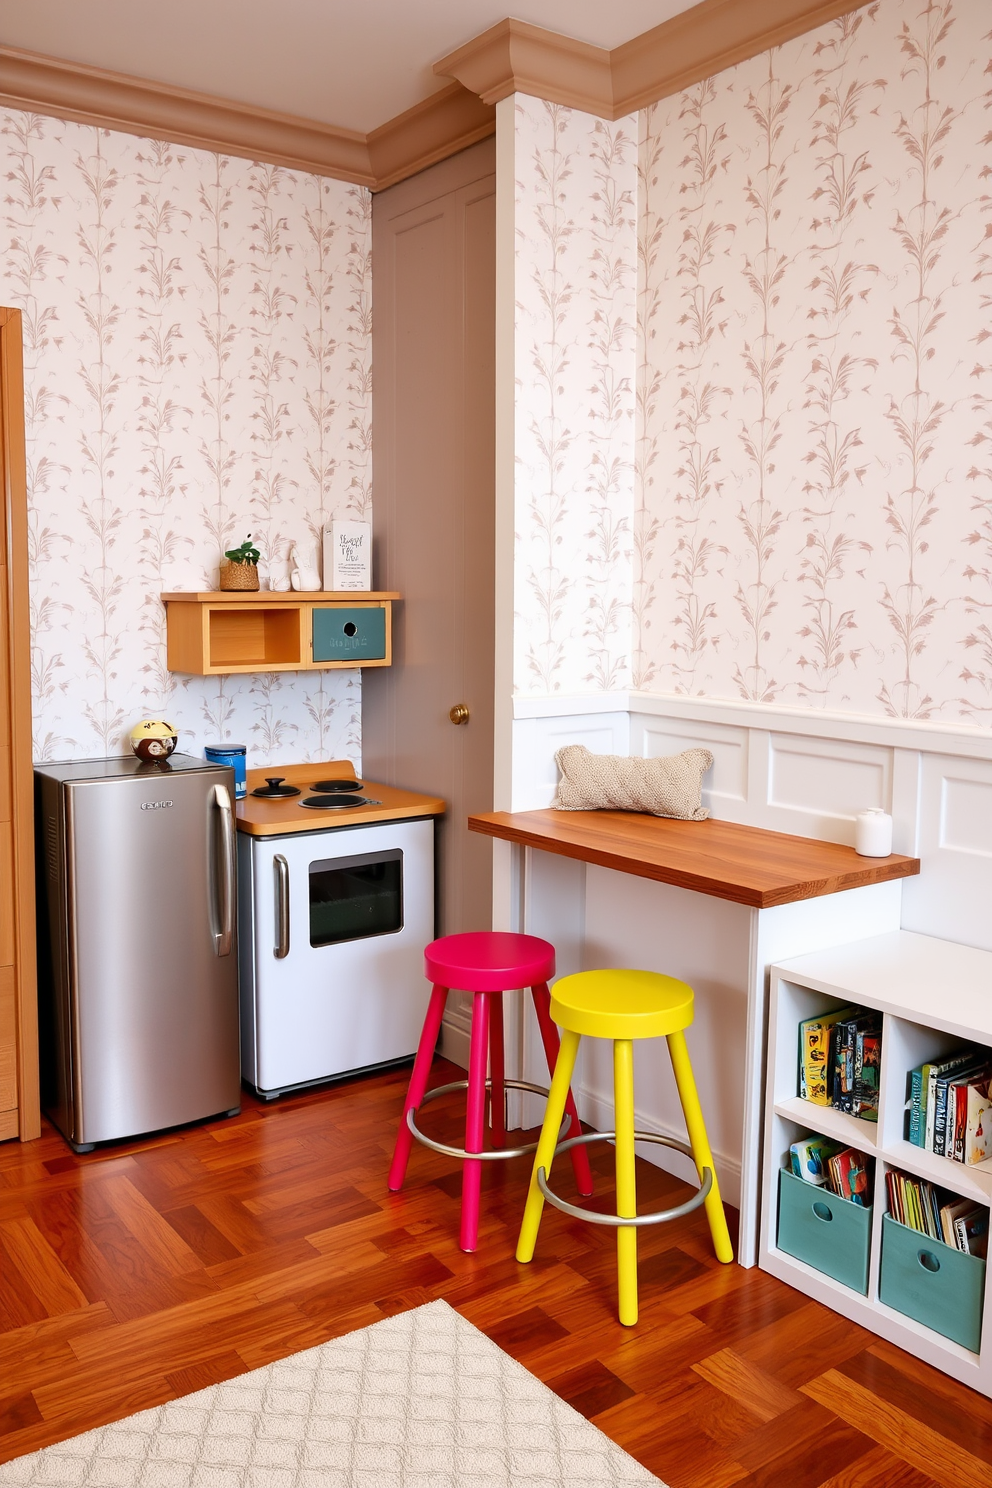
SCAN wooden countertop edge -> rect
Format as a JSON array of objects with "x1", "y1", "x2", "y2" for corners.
[
  {"x1": 468, "y1": 811, "x2": 920, "y2": 909},
  {"x1": 236, "y1": 797, "x2": 444, "y2": 835},
  {"x1": 161, "y1": 590, "x2": 401, "y2": 603}
]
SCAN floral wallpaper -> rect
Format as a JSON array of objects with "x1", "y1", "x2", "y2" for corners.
[
  {"x1": 512, "y1": 95, "x2": 638, "y2": 696},
  {"x1": 636, "y1": 0, "x2": 992, "y2": 721},
  {"x1": 0, "y1": 109, "x2": 372, "y2": 765}
]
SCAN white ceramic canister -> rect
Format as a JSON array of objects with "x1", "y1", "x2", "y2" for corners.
[{"x1": 855, "y1": 808, "x2": 893, "y2": 857}]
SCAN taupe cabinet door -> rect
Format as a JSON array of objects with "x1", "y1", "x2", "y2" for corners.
[
  {"x1": 364, "y1": 140, "x2": 495, "y2": 936},
  {"x1": 0, "y1": 308, "x2": 38, "y2": 1140}
]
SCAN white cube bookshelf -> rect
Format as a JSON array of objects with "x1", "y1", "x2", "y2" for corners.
[{"x1": 761, "y1": 930, "x2": 992, "y2": 1396}]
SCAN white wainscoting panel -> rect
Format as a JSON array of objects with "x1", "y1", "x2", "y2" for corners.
[
  {"x1": 890, "y1": 749, "x2": 922, "y2": 857},
  {"x1": 630, "y1": 713, "x2": 748, "y2": 813},
  {"x1": 940, "y1": 773, "x2": 992, "y2": 856},
  {"x1": 765, "y1": 734, "x2": 893, "y2": 845},
  {"x1": 630, "y1": 708, "x2": 896, "y2": 844},
  {"x1": 901, "y1": 753, "x2": 992, "y2": 952},
  {"x1": 510, "y1": 711, "x2": 630, "y2": 810}
]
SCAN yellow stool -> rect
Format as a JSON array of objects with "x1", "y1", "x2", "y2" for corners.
[{"x1": 515, "y1": 969, "x2": 734, "y2": 1325}]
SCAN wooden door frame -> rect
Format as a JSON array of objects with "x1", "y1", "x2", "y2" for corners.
[{"x1": 0, "y1": 308, "x2": 40, "y2": 1139}]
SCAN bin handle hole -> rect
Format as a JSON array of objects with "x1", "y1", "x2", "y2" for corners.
[
  {"x1": 812, "y1": 1202, "x2": 833, "y2": 1222},
  {"x1": 918, "y1": 1249, "x2": 940, "y2": 1273},
  {"x1": 343, "y1": 622, "x2": 358, "y2": 637}
]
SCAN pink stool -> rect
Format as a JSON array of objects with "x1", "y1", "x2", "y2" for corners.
[{"x1": 388, "y1": 931, "x2": 594, "y2": 1252}]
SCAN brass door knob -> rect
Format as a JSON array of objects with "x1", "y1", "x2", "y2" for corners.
[{"x1": 449, "y1": 704, "x2": 470, "y2": 725}]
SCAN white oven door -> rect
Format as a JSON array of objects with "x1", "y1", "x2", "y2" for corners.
[{"x1": 241, "y1": 817, "x2": 435, "y2": 1094}]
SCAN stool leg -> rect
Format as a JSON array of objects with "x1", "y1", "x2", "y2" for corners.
[
  {"x1": 531, "y1": 983, "x2": 594, "y2": 1197},
  {"x1": 461, "y1": 991, "x2": 491, "y2": 1253},
  {"x1": 516, "y1": 1028, "x2": 581, "y2": 1263},
  {"x1": 614, "y1": 1037, "x2": 638, "y2": 1327},
  {"x1": 667, "y1": 1029, "x2": 734, "y2": 1264},
  {"x1": 489, "y1": 995, "x2": 506, "y2": 1149},
  {"x1": 388, "y1": 983, "x2": 448, "y2": 1192}
]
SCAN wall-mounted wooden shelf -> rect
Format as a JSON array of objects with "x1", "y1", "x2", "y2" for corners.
[{"x1": 162, "y1": 591, "x2": 399, "y2": 676}]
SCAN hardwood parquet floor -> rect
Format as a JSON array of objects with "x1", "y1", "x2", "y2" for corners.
[{"x1": 0, "y1": 1058, "x2": 987, "y2": 1486}]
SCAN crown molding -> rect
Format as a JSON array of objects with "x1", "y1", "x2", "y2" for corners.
[
  {"x1": 610, "y1": 0, "x2": 873, "y2": 114},
  {"x1": 434, "y1": 18, "x2": 613, "y2": 116},
  {"x1": 437, "y1": 0, "x2": 871, "y2": 120},
  {"x1": 367, "y1": 82, "x2": 495, "y2": 192},
  {"x1": 0, "y1": 44, "x2": 496, "y2": 193},
  {"x1": 0, "y1": 44, "x2": 376, "y2": 184}
]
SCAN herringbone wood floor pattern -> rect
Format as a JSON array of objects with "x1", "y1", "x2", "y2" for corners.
[{"x1": 0, "y1": 1058, "x2": 987, "y2": 1486}]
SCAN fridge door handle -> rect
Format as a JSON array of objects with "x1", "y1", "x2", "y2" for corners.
[
  {"x1": 212, "y1": 784, "x2": 236, "y2": 957},
  {"x1": 274, "y1": 854, "x2": 290, "y2": 959}
]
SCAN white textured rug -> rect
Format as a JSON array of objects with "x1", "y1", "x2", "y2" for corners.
[{"x1": 0, "y1": 1299, "x2": 664, "y2": 1487}]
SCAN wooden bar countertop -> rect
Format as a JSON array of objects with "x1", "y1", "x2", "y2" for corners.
[
  {"x1": 237, "y1": 760, "x2": 444, "y2": 837},
  {"x1": 468, "y1": 808, "x2": 919, "y2": 909}
]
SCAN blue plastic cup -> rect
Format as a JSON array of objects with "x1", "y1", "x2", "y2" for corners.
[{"x1": 204, "y1": 744, "x2": 247, "y2": 799}]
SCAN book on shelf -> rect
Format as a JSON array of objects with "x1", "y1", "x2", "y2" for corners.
[
  {"x1": 908, "y1": 1065, "x2": 925, "y2": 1147},
  {"x1": 789, "y1": 1134, "x2": 842, "y2": 1185},
  {"x1": 934, "y1": 1056, "x2": 989, "y2": 1157},
  {"x1": 829, "y1": 1146, "x2": 873, "y2": 1206},
  {"x1": 853, "y1": 1026, "x2": 881, "y2": 1122},
  {"x1": 885, "y1": 1169, "x2": 989, "y2": 1258},
  {"x1": 924, "y1": 1050, "x2": 980, "y2": 1151},
  {"x1": 832, "y1": 1010, "x2": 882, "y2": 1116},
  {"x1": 955, "y1": 1206, "x2": 990, "y2": 1258},
  {"x1": 797, "y1": 1004, "x2": 880, "y2": 1117},
  {"x1": 941, "y1": 1060, "x2": 990, "y2": 1159},
  {"x1": 790, "y1": 1134, "x2": 872, "y2": 1205},
  {"x1": 965, "y1": 1077, "x2": 992, "y2": 1167},
  {"x1": 798, "y1": 1006, "x2": 856, "y2": 1104},
  {"x1": 907, "y1": 1047, "x2": 992, "y2": 1165}
]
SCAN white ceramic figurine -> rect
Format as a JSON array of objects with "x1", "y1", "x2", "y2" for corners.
[{"x1": 290, "y1": 544, "x2": 322, "y2": 592}]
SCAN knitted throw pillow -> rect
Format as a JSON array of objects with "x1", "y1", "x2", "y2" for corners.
[{"x1": 552, "y1": 744, "x2": 713, "y2": 820}]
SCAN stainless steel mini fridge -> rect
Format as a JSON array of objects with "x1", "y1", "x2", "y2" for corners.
[{"x1": 35, "y1": 754, "x2": 241, "y2": 1151}]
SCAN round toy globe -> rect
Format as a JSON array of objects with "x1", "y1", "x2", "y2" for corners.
[{"x1": 129, "y1": 719, "x2": 178, "y2": 761}]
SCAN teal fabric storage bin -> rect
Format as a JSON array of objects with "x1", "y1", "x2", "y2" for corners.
[
  {"x1": 312, "y1": 606, "x2": 386, "y2": 663},
  {"x1": 777, "y1": 1168, "x2": 870, "y2": 1294},
  {"x1": 879, "y1": 1213, "x2": 985, "y2": 1353}
]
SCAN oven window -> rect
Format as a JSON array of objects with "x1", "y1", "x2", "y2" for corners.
[{"x1": 309, "y1": 850, "x2": 403, "y2": 946}]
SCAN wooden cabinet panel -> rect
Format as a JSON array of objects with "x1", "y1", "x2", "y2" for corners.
[
  {"x1": 0, "y1": 744, "x2": 11, "y2": 824},
  {"x1": 0, "y1": 309, "x2": 40, "y2": 1140},
  {"x1": 0, "y1": 964, "x2": 16, "y2": 1114},
  {"x1": 0, "y1": 820, "x2": 13, "y2": 967},
  {"x1": 0, "y1": 565, "x2": 9, "y2": 741}
]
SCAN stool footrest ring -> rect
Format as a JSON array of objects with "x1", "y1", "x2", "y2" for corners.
[
  {"x1": 536, "y1": 1130, "x2": 712, "y2": 1227},
  {"x1": 407, "y1": 1079, "x2": 572, "y2": 1161}
]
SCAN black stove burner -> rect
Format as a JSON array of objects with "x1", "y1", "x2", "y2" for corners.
[
  {"x1": 251, "y1": 776, "x2": 301, "y2": 798},
  {"x1": 299, "y1": 793, "x2": 369, "y2": 810},
  {"x1": 311, "y1": 778, "x2": 363, "y2": 793}
]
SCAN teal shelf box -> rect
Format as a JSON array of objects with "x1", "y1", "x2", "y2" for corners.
[
  {"x1": 777, "y1": 1168, "x2": 870, "y2": 1294},
  {"x1": 879, "y1": 1213, "x2": 985, "y2": 1353},
  {"x1": 312, "y1": 606, "x2": 386, "y2": 663}
]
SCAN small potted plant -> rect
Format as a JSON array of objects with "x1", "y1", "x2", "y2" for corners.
[{"x1": 219, "y1": 534, "x2": 261, "y2": 591}]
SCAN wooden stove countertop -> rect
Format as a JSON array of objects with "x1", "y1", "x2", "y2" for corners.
[
  {"x1": 468, "y1": 808, "x2": 919, "y2": 910},
  {"x1": 236, "y1": 760, "x2": 444, "y2": 836}
]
